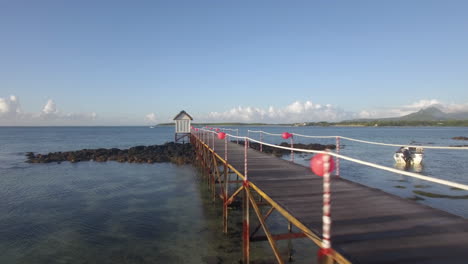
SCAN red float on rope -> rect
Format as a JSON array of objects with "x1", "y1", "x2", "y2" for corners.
[
  {"x1": 282, "y1": 132, "x2": 292, "y2": 139},
  {"x1": 317, "y1": 248, "x2": 332, "y2": 260},
  {"x1": 218, "y1": 132, "x2": 226, "y2": 140},
  {"x1": 310, "y1": 153, "x2": 335, "y2": 176},
  {"x1": 216, "y1": 128, "x2": 220, "y2": 132}
]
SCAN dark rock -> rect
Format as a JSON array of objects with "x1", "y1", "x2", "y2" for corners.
[
  {"x1": 26, "y1": 143, "x2": 194, "y2": 165},
  {"x1": 452, "y1": 136, "x2": 468, "y2": 141}
]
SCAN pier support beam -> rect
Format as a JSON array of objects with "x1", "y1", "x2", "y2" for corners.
[
  {"x1": 243, "y1": 184, "x2": 250, "y2": 264},
  {"x1": 223, "y1": 162, "x2": 228, "y2": 233},
  {"x1": 247, "y1": 187, "x2": 283, "y2": 264}
]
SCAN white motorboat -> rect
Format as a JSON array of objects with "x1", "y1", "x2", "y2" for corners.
[{"x1": 394, "y1": 146, "x2": 424, "y2": 165}]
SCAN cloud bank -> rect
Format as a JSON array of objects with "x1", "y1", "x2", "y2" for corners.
[
  {"x1": 0, "y1": 95, "x2": 97, "y2": 125},
  {"x1": 205, "y1": 101, "x2": 353, "y2": 123},
  {"x1": 358, "y1": 99, "x2": 468, "y2": 119},
  {"x1": 203, "y1": 99, "x2": 468, "y2": 123},
  {"x1": 2, "y1": 94, "x2": 468, "y2": 125}
]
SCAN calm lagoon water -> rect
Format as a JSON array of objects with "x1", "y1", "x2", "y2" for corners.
[{"x1": 1, "y1": 126, "x2": 467, "y2": 263}]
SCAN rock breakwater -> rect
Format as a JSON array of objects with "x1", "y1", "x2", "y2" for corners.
[
  {"x1": 26, "y1": 143, "x2": 194, "y2": 165},
  {"x1": 452, "y1": 136, "x2": 468, "y2": 141}
]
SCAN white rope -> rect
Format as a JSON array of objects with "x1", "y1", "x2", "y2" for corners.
[
  {"x1": 200, "y1": 129, "x2": 468, "y2": 190},
  {"x1": 339, "y1": 136, "x2": 468, "y2": 150},
  {"x1": 248, "y1": 130, "x2": 468, "y2": 150},
  {"x1": 293, "y1": 133, "x2": 337, "y2": 139},
  {"x1": 220, "y1": 128, "x2": 239, "y2": 132},
  {"x1": 245, "y1": 137, "x2": 468, "y2": 191},
  {"x1": 247, "y1": 130, "x2": 282, "y2": 136}
]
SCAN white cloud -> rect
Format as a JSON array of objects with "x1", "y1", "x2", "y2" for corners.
[
  {"x1": 145, "y1": 112, "x2": 157, "y2": 123},
  {"x1": 0, "y1": 95, "x2": 97, "y2": 125},
  {"x1": 436, "y1": 102, "x2": 468, "y2": 113},
  {"x1": 64, "y1": 112, "x2": 98, "y2": 121},
  {"x1": 404, "y1": 99, "x2": 441, "y2": 110},
  {"x1": 42, "y1": 99, "x2": 58, "y2": 115},
  {"x1": 0, "y1": 95, "x2": 22, "y2": 118}
]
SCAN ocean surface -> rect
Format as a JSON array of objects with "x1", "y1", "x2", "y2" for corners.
[{"x1": 1, "y1": 126, "x2": 468, "y2": 263}]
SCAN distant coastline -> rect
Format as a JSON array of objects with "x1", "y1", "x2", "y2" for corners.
[
  {"x1": 157, "y1": 120, "x2": 468, "y2": 127},
  {"x1": 157, "y1": 122, "x2": 290, "y2": 127}
]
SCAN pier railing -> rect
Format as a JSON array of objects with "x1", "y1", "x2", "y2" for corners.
[
  {"x1": 248, "y1": 129, "x2": 468, "y2": 150},
  {"x1": 191, "y1": 127, "x2": 468, "y2": 264}
]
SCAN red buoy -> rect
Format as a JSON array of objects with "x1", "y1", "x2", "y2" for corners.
[
  {"x1": 195, "y1": 128, "x2": 199, "y2": 131},
  {"x1": 218, "y1": 132, "x2": 226, "y2": 140},
  {"x1": 216, "y1": 128, "x2": 220, "y2": 132},
  {"x1": 310, "y1": 153, "x2": 335, "y2": 176},
  {"x1": 282, "y1": 132, "x2": 292, "y2": 139}
]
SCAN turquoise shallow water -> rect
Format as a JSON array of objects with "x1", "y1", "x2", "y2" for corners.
[{"x1": 1, "y1": 126, "x2": 468, "y2": 263}]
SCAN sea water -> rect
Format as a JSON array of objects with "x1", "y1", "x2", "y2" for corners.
[{"x1": 0, "y1": 126, "x2": 467, "y2": 263}]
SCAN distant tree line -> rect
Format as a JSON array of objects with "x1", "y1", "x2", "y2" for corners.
[
  {"x1": 302, "y1": 120, "x2": 468, "y2": 127},
  {"x1": 158, "y1": 120, "x2": 468, "y2": 127}
]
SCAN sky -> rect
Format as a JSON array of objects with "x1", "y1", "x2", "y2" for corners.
[{"x1": 1, "y1": 0, "x2": 468, "y2": 125}]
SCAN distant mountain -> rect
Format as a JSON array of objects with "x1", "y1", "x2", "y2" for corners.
[
  {"x1": 346, "y1": 106, "x2": 468, "y2": 122},
  {"x1": 398, "y1": 107, "x2": 450, "y2": 121}
]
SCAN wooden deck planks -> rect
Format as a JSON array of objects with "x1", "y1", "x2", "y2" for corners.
[{"x1": 208, "y1": 138, "x2": 468, "y2": 263}]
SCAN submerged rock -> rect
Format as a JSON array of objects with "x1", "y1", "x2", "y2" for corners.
[
  {"x1": 26, "y1": 142, "x2": 194, "y2": 165},
  {"x1": 452, "y1": 136, "x2": 468, "y2": 141}
]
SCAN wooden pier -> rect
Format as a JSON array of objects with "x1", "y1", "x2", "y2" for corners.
[{"x1": 190, "y1": 132, "x2": 468, "y2": 264}]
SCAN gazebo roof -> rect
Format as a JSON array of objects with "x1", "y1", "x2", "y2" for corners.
[{"x1": 173, "y1": 110, "x2": 193, "y2": 120}]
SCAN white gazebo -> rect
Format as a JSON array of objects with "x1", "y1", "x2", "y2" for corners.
[{"x1": 173, "y1": 110, "x2": 193, "y2": 142}]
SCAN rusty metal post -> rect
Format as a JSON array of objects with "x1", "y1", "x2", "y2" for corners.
[
  {"x1": 223, "y1": 135, "x2": 228, "y2": 233},
  {"x1": 321, "y1": 154, "x2": 332, "y2": 256},
  {"x1": 244, "y1": 137, "x2": 248, "y2": 181},
  {"x1": 243, "y1": 136, "x2": 250, "y2": 263},
  {"x1": 336, "y1": 137, "x2": 340, "y2": 177},
  {"x1": 260, "y1": 131, "x2": 263, "y2": 152},
  {"x1": 243, "y1": 184, "x2": 250, "y2": 263},
  {"x1": 225, "y1": 136, "x2": 228, "y2": 162},
  {"x1": 291, "y1": 135, "x2": 294, "y2": 162},
  {"x1": 210, "y1": 152, "x2": 215, "y2": 192},
  {"x1": 288, "y1": 221, "x2": 293, "y2": 262},
  {"x1": 211, "y1": 153, "x2": 217, "y2": 202}
]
